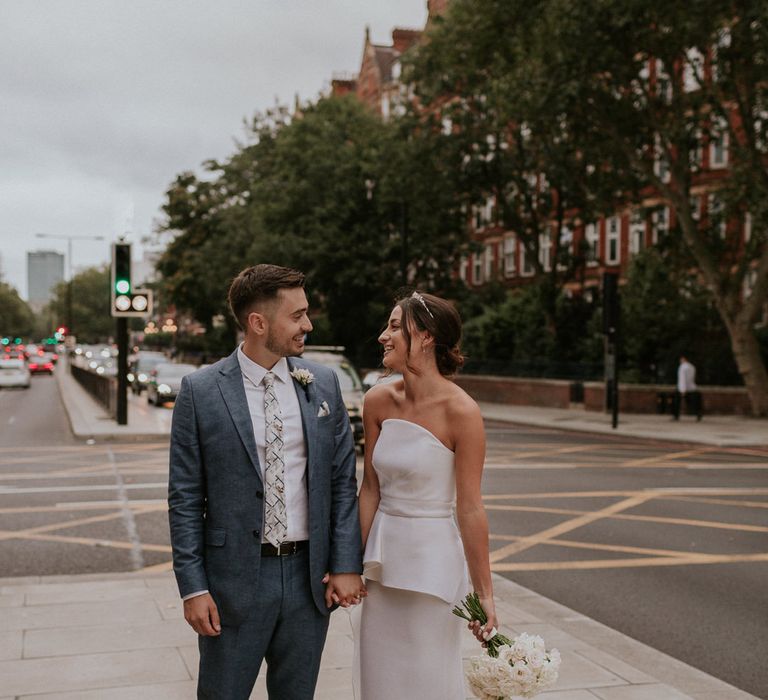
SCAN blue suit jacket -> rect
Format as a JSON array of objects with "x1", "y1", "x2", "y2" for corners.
[{"x1": 168, "y1": 350, "x2": 362, "y2": 624}]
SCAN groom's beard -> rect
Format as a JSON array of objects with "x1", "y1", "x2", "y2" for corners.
[{"x1": 266, "y1": 329, "x2": 302, "y2": 357}]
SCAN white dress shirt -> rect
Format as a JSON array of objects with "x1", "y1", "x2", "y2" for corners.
[
  {"x1": 237, "y1": 347, "x2": 309, "y2": 543},
  {"x1": 677, "y1": 360, "x2": 697, "y2": 393}
]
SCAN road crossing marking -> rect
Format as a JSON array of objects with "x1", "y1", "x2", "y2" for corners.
[
  {"x1": 489, "y1": 495, "x2": 655, "y2": 562},
  {"x1": 491, "y1": 552, "x2": 768, "y2": 572}
]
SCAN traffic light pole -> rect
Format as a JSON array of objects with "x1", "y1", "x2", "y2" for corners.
[
  {"x1": 602, "y1": 272, "x2": 620, "y2": 429},
  {"x1": 116, "y1": 317, "x2": 128, "y2": 425}
]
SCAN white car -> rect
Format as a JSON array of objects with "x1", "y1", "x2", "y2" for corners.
[
  {"x1": 362, "y1": 369, "x2": 403, "y2": 392},
  {"x1": 0, "y1": 358, "x2": 31, "y2": 388}
]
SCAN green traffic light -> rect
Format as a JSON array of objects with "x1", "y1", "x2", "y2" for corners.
[
  {"x1": 115, "y1": 279, "x2": 130, "y2": 294},
  {"x1": 1, "y1": 338, "x2": 8, "y2": 346}
]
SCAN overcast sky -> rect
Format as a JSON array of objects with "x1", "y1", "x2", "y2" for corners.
[{"x1": 0, "y1": 0, "x2": 427, "y2": 299}]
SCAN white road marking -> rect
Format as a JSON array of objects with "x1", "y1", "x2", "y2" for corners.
[
  {"x1": 107, "y1": 446, "x2": 145, "y2": 571},
  {"x1": 0, "y1": 482, "x2": 166, "y2": 495}
]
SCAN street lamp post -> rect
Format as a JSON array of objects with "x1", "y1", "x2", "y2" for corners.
[{"x1": 35, "y1": 233, "x2": 105, "y2": 334}]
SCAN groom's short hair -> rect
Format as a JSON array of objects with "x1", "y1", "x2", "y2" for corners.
[{"x1": 228, "y1": 264, "x2": 305, "y2": 330}]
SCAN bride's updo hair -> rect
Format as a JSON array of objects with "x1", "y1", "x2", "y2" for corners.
[{"x1": 396, "y1": 290, "x2": 464, "y2": 377}]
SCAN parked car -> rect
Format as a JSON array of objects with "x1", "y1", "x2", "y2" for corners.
[
  {"x1": 301, "y1": 347, "x2": 364, "y2": 447},
  {"x1": 362, "y1": 369, "x2": 403, "y2": 392},
  {"x1": 0, "y1": 358, "x2": 31, "y2": 389},
  {"x1": 146, "y1": 363, "x2": 197, "y2": 406},
  {"x1": 128, "y1": 351, "x2": 168, "y2": 394}
]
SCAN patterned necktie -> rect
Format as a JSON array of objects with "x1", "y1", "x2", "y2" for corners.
[{"x1": 263, "y1": 371, "x2": 287, "y2": 545}]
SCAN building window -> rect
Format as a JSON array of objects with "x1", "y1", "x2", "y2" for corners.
[
  {"x1": 651, "y1": 207, "x2": 669, "y2": 244},
  {"x1": 484, "y1": 244, "x2": 494, "y2": 280},
  {"x1": 745, "y1": 212, "x2": 752, "y2": 243},
  {"x1": 654, "y1": 135, "x2": 671, "y2": 183},
  {"x1": 708, "y1": 194, "x2": 726, "y2": 238},
  {"x1": 503, "y1": 235, "x2": 516, "y2": 277},
  {"x1": 473, "y1": 195, "x2": 495, "y2": 231},
  {"x1": 689, "y1": 128, "x2": 703, "y2": 170},
  {"x1": 629, "y1": 211, "x2": 645, "y2": 256},
  {"x1": 690, "y1": 195, "x2": 702, "y2": 223},
  {"x1": 585, "y1": 223, "x2": 599, "y2": 265},
  {"x1": 655, "y1": 59, "x2": 673, "y2": 104},
  {"x1": 520, "y1": 241, "x2": 535, "y2": 276},
  {"x1": 459, "y1": 256, "x2": 468, "y2": 282},
  {"x1": 710, "y1": 117, "x2": 729, "y2": 168},
  {"x1": 472, "y1": 253, "x2": 483, "y2": 285},
  {"x1": 683, "y1": 47, "x2": 704, "y2": 93},
  {"x1": 539, "y1": 227, "x2": 551, "y2": 271},
  {"x1": 606, "y1": 216, "x2": 621, "y2": 265},
  {"x1": 556, "y1": 224, "x2": 573, "y2": 271}
]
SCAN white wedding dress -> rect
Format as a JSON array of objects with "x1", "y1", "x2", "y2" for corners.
[{"x1": 355, "y1": 418, "x2": 469, "y2": 700}]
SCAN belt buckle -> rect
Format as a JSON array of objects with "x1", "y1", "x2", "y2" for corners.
[{"x1": 276, "y1": 541, "x2": 292, "y2": 556}]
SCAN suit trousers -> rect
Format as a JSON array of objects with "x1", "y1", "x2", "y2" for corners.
[{"x1": 197, "y1": 549, "x2": 330, "y2": 700}]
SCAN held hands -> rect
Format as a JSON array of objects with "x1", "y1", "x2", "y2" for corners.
[
  {"x1": 183, "y1": 593, "x2": 221, "y2": 637},
  {"x1": 322, "y1": 572, "x2": 367, "y2": 608},
  {"x1": 469, "y1": 594, "x2": 499, "y2": 647}
]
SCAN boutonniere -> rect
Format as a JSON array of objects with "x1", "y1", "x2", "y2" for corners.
[{"x1": 290, "y1": 368, "x2": 314, "y2": 400}]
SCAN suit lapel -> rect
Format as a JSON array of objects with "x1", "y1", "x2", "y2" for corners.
[
  {"x1": 217, "y1": 350, "x2": 262, "y2": 481},
  {"x1": 288, "y1": 358, "x2": 317, "y2": 477}
]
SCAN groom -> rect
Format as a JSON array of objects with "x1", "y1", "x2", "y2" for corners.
[{"x1": 168, "y1": 264, "x2": 363, "y2": 699}]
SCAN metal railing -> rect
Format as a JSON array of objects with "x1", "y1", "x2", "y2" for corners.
[{"x1": 70, "y1": 363, "x2": 117, "y2": 419}]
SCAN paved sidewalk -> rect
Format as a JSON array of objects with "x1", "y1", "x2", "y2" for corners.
[{"x1": 0, "y1": 570, "x2": 759, "y2": 700}]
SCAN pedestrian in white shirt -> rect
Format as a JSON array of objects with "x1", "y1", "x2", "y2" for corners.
[{"x1": 673, "y1": 355, "x2": 703, "y2": 421}]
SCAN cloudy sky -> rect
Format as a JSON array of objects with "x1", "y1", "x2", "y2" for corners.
[{"x1": 0, "y1": 0, "x2": 427, "y2": 299}]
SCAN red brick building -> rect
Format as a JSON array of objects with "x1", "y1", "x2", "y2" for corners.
[{"x1": 332, "y1": 2, "x2": 755, "y2": 306}]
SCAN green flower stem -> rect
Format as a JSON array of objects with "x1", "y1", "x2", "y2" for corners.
[{"x1": 453, "y1": 592, "x2": 512, "y2": 658}]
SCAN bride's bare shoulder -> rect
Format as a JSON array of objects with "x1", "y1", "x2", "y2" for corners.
[
  {"x1": 444, "y1": 383, "x2": 482, "y2": 422},
  {"x1": 364, "y1": 380, "x2": 403, "y2": 414}
]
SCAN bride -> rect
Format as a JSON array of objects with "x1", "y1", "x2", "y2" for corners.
[{"x1": 355, "y1": 291, "x2": 497, "y2": 699}]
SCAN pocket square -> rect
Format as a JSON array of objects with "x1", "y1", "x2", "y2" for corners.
[{"x1": 317, "y1": 401, "x2": 330, "y2": 418}]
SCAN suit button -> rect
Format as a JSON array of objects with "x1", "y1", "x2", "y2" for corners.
[
  {"x1": 253, "y1": 530, "x2": 260, "y2": 538},
  {"x1": 256, "y1": 491, "x2": 263, "y2": 499}
]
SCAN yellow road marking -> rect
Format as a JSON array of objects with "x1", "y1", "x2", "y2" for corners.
[
  {"x1": 485, "y1": 503, "x2": 768, "y2": 534},
  {"x1": 491, "y1": 552, "x2": 768, "y2": 572},
  {"x1": 510, "y1": 445, "x2": 607, "y2": 460},
  {"x1": 0, "y1": 507, "x2": 156, "y2": 541},
  {"x1": 0, "y1": 503, "x2": 165, "y2": 514},
  {"x1": 10, "y1": 531, "x2": 172, "y2": 552},
  {"x1": 661, "y1": 495, "x2": 768, "y2": 509},
  {"x1": 621, "y1": 447, "x2": 715, "y2": 467},
  {"x1": 489, "y1": 533, "x2": 696, "y2": 558},
  {"x1": 141, "y1": 561, "x2": 173, "y2": 573},
  {"x1": 489, "y1": 495, "x2": 653, "y2": 562}
]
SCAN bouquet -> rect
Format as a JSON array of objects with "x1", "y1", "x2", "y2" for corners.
[{"x1": 453, "y1": 593, "x2": 561, "y2": 699}]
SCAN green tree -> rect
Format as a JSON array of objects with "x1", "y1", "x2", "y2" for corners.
[
  {"x1": 535, "y1": 0, "x2": 768, "y2": 413},
  {"x1": 0, "y1": 283, "x2": 35, "y2": 338},
  {"x1": 408, "y1": 0, "x2": 625, "y2": 336},
  {"x1": 47, "y1": 266, "x2": 113, "y2": 343},
  {"x1": 156, "y1": 96, "x2": 469, "y2": 365}
]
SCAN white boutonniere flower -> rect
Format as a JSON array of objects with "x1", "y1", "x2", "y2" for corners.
[{"x1": 290, "y1": 368, "x2": 314, "y2": 386}]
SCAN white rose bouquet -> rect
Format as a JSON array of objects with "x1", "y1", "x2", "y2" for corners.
[{"x1": 453, "y1": 593, "x2": 561, "y2": 699}]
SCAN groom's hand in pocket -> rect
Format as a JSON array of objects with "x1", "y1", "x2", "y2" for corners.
[{"x1": 184, "y1": 593, "x2": 222, "y2": 636}]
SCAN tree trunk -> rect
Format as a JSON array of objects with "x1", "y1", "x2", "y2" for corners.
[{"x1": 724, "y1": 319, "x2": 768, "y2": 416}]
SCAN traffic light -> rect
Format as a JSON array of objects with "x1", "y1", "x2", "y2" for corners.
[
  {"x1": 112, "y1": 288, "x2": 153, "y2": 317},
  {"x1": 112, "y1": 242, "x2": 131, "y2": 296},
  {"x1": 111, "y1": 243, "x2": 153, "y2": 317}
]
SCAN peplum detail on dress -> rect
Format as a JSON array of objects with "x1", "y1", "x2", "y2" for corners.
[{"x1": 363, "y1": 419, "x2": 469, "y2": 605}]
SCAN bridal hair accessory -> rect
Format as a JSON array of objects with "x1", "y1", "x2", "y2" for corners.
[
  {"x1": 453, "y1": 593, "x2": 560, "y2": 699},
  {"x1": 411, "y1": 291, "x2": 435, "y2": 319}
]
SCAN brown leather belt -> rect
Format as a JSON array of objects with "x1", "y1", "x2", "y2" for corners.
[{"x1": 260, "y1": 540, "x2": 308, "y2": 557}]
